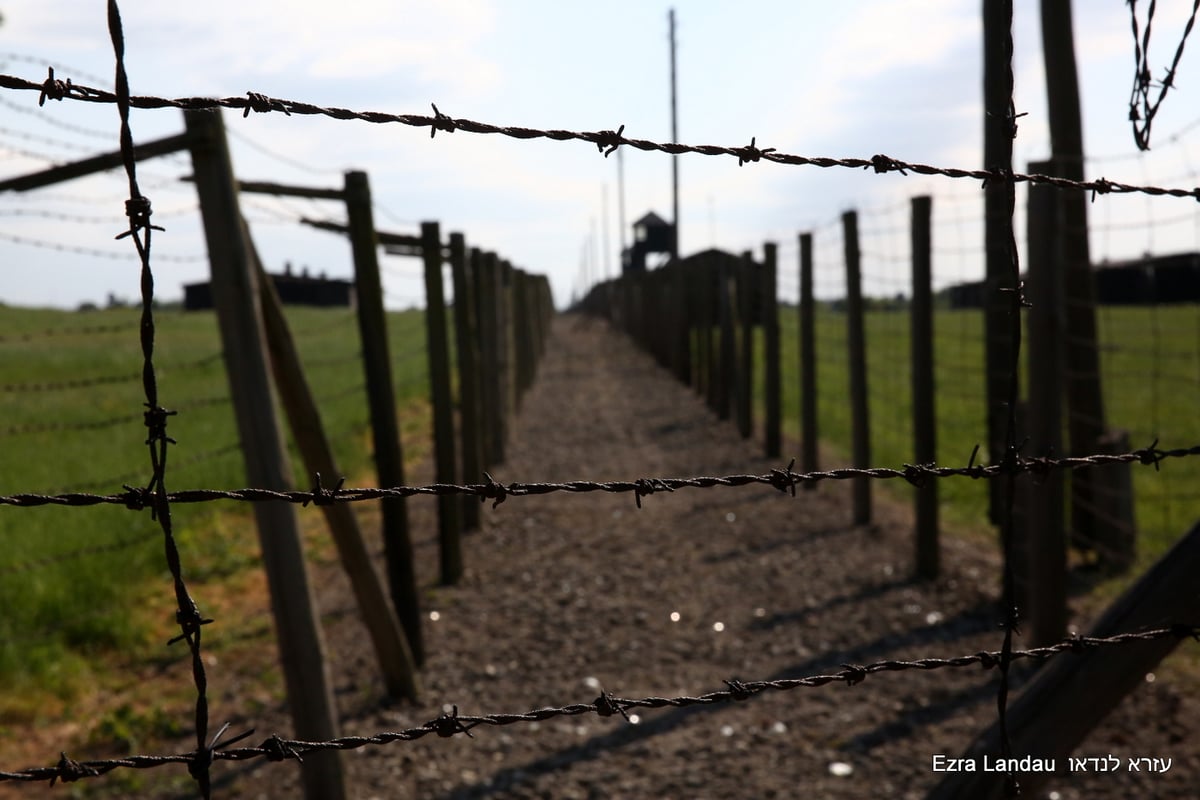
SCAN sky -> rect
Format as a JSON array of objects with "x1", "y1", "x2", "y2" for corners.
[{"x1": 1, "y1": 1, "x2": 1199, "y2": 310}]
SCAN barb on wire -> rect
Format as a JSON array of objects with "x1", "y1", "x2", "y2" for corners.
[
  {"x1": 1128, "y1": 0, "x2": 1200, "y2": 150},
  {"x1": 1, "y1": 442, "x2": 1197, "y2": 510},
  {"x1": 2, "y1": 72, "x2": 1199, "y2": 201},
  {"x1": 2, "y1": 625, "x2": 1195, "y2": 785}
]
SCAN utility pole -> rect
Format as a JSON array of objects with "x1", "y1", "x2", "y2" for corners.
[
  {"x1": 617, "y1": 147, "x2": 628, "y2": 271},
  {"x1": 669, "y1": 8, "x2": 680, "y2": 262}
]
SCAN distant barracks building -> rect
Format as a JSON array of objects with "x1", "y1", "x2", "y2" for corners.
[
  {"x1": 941, "y1": 252, "x2": 1200, "y2": 308},
  {"x1": 184, "y1": 263, "x2": 355, "y2": 311}
]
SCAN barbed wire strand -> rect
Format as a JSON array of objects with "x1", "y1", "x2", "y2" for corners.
[
  {"x1": 1, "y1": 625, "x2": 1195, "y2": 786},
  {"x1": 0, "y1": 442, "x2": 1196, "y2": 511},
  {"x1": 4, "y1": 72, "x2": 1199, "y2": 202},
  {"x1": 105, "y1": 3, "x2": 216, "y2": 798},
  {"x1": 1128, "y1": 0, "x2": 1200, "y2": 150},
  {"x1": 0, "y1": 319, "x2": 139, "y2": 344},
  {"x1": 0, "y1": 351, "x2": 221, "y2": 393}
]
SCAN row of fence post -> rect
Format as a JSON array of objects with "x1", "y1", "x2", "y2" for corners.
[
  {"x1": 420, "y1": 223, "x2": 554, "y2": 588},
  {"x1": 581, "y1": 191, "x2": 1137, "y2": 644},
  {"x1": 581, "y1": 248, "x2": 783, "y2": 461},
  {"x1": 184, "y1": 107, "x2": 554, "y2": 799},
  {"x1": 576, "y1": 206, "x2": 932, "y2": 567}
]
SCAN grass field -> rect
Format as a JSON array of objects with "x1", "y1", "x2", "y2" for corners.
[
  {"x1": 0, "y1": 304, "x2": 433, "y2": 717},
  {"x1": 3, "y1": 299, "x2": 1197, "y2": 725},
  {"x1": 772, "y1": 302, "x2": 1200, "y2": 568}
]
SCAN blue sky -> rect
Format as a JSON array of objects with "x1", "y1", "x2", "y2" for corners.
[{"x1": 2, "y1": 1, "x2": 1199, "y2": 309}]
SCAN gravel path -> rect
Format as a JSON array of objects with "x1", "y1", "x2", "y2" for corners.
[{"x1": 223, "y1": 313, "x2": 1196, "y2": 800}]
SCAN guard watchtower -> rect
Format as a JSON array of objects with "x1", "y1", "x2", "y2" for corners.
[{"x1": 622, "y1": 211, "x2": 675, "y2": 273}]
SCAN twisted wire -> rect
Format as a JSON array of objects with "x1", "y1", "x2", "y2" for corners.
[
  {"x1": 2, "y1": 625, "x2": 1194, "y2": 785},
  {"x1": 2, "y1": 72, "x2": 1197, "y2": 201}
]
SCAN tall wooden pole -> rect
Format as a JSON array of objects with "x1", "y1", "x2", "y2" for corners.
[
  {"x1": 983, "y1": 0, "x2": 1017, "y2": 526},
  {"x1": 737, "y1": 251, "x2": 754, "y2": 439},
  {"x1": 1040, "y1": 0, "x2": 1109, "y2": 553},
  {"x1": 422, "y1": 221, "x2": 463, "y2": 585},
  {"x1": 843, "y1": 211, "x2": 871, "y2": 525},
  {"x1": 763, "y1": 242, "x2": 781, "y2": 459},
  {"x1": 343, "y1": 170, "x2": 423, "y2": 665},
  {"x1": 1022, "y1": 159, "x2": 1067, "y2": 645},
  {"x1": 910, "y1": 196, "x2": 939, "y2": 579},
  {"x1": 185, "y1": 109, "x2": 345, "y2": 800},
  {"x1": 799, "y1": 233, "x2": 818, "y2": 484},
  {"x1": 451, "y1": 237, "x2": 484, "y2": 532},
  {"x1": 669, "y1": 7, "x2": 680, "y2": 262}
]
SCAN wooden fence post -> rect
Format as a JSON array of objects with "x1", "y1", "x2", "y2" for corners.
[
  {"x1": 799, "y1": 232, "x2": 818, "y2": 485},
  {"x1": 700, "y1": 254, "x2": 717, "y2": 407},
  {"x1": 452, "y1": 237, "x2": 484, "y2": 531},
  {"x1": 910, "y1": 196, "x2": 939, "y2": 580},
  {"x1": 478, "y1": 252, "x2": 504, "y2": 466},
  {"x1": 342, "y1": 170, "x2": 424, "y2": 664},
  {"x1": 983, "y1": 0, "x2": 1017, "y2": 527},
  {"x1": 496, "y1": 259, "x2": 513, "y2": 457},
  {"x1": 1023, "y1": 164, "x2": 1066, "y2": 644},
  {"x1": 737, "y1": 252, "x2": 755, "y2": 439},
  {"x1": 513, "y1": 268, "x2": 534, "y2": 401},
  {"x1": 185, "y1": 108, "x2": 346, "y2": 800},
  {"x1": 422, "y1": 221, "x2": 463, "y2": 585},
  {"x1": 843, "y1": 210, "x2": 872, "y2": 525},
  {"x1": 717, "y1": 256, "x2": 736, "y2": 421},
  {"x1": 763, "y1": 242, "x2": 781, "y2": 459},
  {"x1": 927, "y1": 520, "x2": 1200, "y2": 800},
  {"x1": 247, "y1": 217, "x2": 420, "y2": 701},
  {"x1": 674, "y1": 259, "x2": 692, "y2": 385}
]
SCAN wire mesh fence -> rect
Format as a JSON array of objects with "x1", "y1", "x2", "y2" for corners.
[{"x1": 1, "y1": 1, "x2": 1199, "y2": 798}]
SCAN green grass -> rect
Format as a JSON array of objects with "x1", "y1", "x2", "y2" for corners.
[
  {"x1": 0, "y1": 304, "x2": 434, "y2": 715},
  {"x1": 766, "y1": 302, "x2": 1200, "y2": 563}
]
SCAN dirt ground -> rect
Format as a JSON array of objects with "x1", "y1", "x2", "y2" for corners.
[{"x1": 17, "y1": 312, "x2": 1197, "y2": 799}]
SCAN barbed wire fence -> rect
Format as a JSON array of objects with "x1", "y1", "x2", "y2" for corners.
[{"x1": 0, "y1": 1, "x2": 1198, "y2": 797}]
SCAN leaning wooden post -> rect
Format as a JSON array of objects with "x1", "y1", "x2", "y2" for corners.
[
  {"x1": 452, "y1": 237, "x2": 484, "y2": 531},
  {"x1": 763, "y1": 242, "x2": 781, "y2": 458},
  {"x1": 343, "y1": 169, "x2": 423, "y2": 664},
  {"x1": 248, "y1": 217, "x2": 419, "y2": 701},
  {"x1": 185, "y1": 109, "x2": 346, "y2": 800},
  {"x1": 927, "y1": 520, "x2": 1200, "y2": 800},
  {"x1": 422, "y1": 221, "x2": 463, "y2": 585},
  {"x1": 910, "y1": 196, "x2": 939, "y2": 580},
  {"x1": 843, "y1": 210, "x2": 872, "y2": 525},
  {"x1": 799, "y1": 232, "x2": 818, "y2": 485},
  {"x1": 1023, "y1": 162, "x2": 1067, "y2": 644}
]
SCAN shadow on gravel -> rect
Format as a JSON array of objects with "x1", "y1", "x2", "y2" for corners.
[
  {"x1": 841, "y1": 667, "x2": 1034, "y2": 756},
  {"x1": 700, "y1": 522, "x2": 861, "y2": 565},
  {"x1": 747, "y1": 575, "x2": 917, "y2": 630},
  {"x1": 438, "y1": 601, "x2": 1000, "y2": 799}
]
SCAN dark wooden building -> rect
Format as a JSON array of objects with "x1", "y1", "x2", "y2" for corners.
[
  {"x1": 1094, "y1": 252, "x2": 1200, "y2": 305},
  {"x1": 184, "y1": 263, "x2": 355, "y2": 311},
  {"x1": 939, "y1": 251, "x2": 1200, "y2": 309}
]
